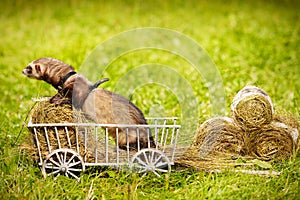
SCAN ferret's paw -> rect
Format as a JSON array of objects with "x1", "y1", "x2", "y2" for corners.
[{"x1": 50, "y1": 95, "x2": 71, "y2": 105}]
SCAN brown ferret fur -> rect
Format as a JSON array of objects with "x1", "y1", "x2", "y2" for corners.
[{"x1": 22, "y1": 57, "x2": 155, "y2": 150}]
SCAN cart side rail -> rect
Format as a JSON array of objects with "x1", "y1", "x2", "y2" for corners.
[{"x1": 28, "y1": 117, "x2": 181, "y2": 166}]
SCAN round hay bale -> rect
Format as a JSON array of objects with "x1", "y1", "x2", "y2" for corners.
[
  {"x1": 231, "y1": 86, "x2": 274, "y2": 130},
  {"x1": 191, "y1": 117, "x2": 247, "y2": 158},
  {"x1": 250, "y1": 121, "x2": 297, "y2": 161},
  {"x1": 273, "y1": 114, "x2": 299, "y2": 144}
]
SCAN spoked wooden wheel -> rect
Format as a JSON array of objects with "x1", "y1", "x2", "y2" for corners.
[
  {"x1": 130, "y1": 149, "x2": 171, "y2": 177},
  {"x1": 42, "y1": 149, "x2": 85, "y2": 181}
]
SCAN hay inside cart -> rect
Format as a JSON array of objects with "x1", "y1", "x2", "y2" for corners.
[{"x1": 28, "y1": 117, "x2": 181, "y2": 180}]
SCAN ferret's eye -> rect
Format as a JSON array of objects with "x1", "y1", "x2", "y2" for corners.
[{"x1": 26, "y1": 66, "x2": 32, "y2": 74}]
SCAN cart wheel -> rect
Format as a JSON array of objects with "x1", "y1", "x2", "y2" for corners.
[
  {"x1": 130, "y1": 149, "x2": 171, "y2": 177},
  {"x1": 42, "y1": 149, "x2": 85, "y2": 181}
]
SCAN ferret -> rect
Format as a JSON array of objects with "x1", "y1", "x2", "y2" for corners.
[{"x1": 22, "y1": 57, "x2": 155, "y2": 150}]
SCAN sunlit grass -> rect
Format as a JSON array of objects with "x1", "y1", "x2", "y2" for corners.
[{"x1": 0, "y1": 0, "x2": 299, "y2": 199}]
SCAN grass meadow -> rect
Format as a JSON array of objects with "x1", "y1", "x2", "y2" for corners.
[{"x1": 1, "y1": 0, "x2": 299, "y2": 199}]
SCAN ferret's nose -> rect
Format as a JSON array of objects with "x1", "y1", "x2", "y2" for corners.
[{"x1": 22, "y1": 68, "x2": 30, "y2": 76}]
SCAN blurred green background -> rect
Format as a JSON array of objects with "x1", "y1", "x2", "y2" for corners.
[{"x1": 0, "y1": 0, "x2": 299, "y2": 199}]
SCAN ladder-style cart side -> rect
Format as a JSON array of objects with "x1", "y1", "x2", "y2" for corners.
[{"x1": 28, "y1": 117, "x2": 181, "y2": 180}]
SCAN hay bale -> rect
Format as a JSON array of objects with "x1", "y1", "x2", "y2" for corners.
[
  {"x1": 273, "y1": 114, "x2": 299, "y2": 144},
  {"x1": 231, "y1": 86, "x2": 274, "y2": 131},
  {"x1": 191, "y1": 117, "x2": 247, "y2": 158},
  {"x1": 24, "y1": 100, "x2": 131, "y2": 163},
  {"x1": 175, "y1": 87, "x2": 299, "y2": 170},
  {"x1": 250, "y1": 121, "x2": 298, "y2": 161},
  {"x1": 27, "y1": 100, "x2": 96, "y2": 162}
]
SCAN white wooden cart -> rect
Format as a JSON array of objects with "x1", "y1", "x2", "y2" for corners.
[{"x1": 28, "y1": 117, "x2": 181, "y2": 180}]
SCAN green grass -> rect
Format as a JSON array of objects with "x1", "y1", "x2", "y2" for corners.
[{"x1": 1, "y1": 0, "x2": 299, "y2": 199}]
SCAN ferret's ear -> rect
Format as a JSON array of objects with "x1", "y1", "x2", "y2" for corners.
[
  {"x1": 35, "y1": 64, "x2": 41, "y2": 73},
  {"x1": 89, "y1": 78, "x2": 110, "y2": 91}
]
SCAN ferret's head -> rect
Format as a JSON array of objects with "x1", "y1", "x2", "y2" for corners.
[
  {"x1": 22, "y1": 57, "x2": 74, "y2": 80},
  {"x1": 22, "y1": 59, "x2": 45, "y2": 80}
]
